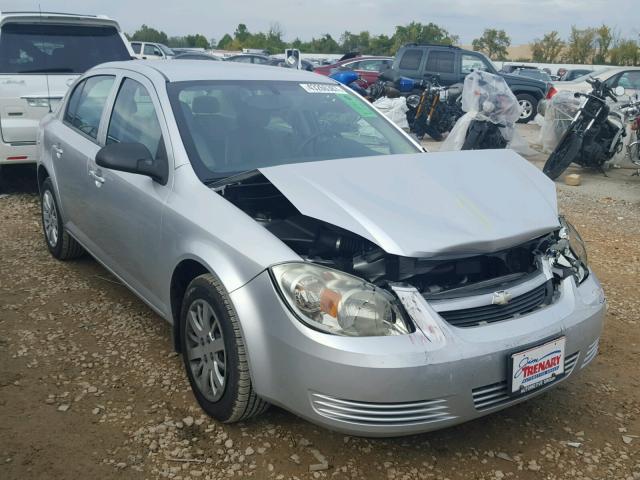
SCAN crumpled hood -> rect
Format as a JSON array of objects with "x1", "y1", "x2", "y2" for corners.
[{"x1": 259, "y1": 150, "x2": 559, "y2": 257}]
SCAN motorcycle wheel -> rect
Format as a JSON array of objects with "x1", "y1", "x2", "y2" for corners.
[
  {"x1": 543, "y1": 132, "x2": 582, "y2": 180},
  {"x1": 461, "y1": 121, "x2": 486, "y2": 150}
]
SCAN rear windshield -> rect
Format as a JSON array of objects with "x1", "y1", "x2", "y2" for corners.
[
  {"x1": 168, "y1": 80, "x2": 420, "y2": 182},
  {"x1": 0, "y1": 23, "x2": 130, "y2": 74}
]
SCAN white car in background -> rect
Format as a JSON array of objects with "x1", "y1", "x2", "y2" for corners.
[
  {"x1": 547, "y1": 66, "x2": 640, "y2": 99},
  {"x1": 130, "y1": 41, "x2": 175, "y2": 60},
  {"x1": 0, "y1": 11, "x2": 132, "y2": 167}
]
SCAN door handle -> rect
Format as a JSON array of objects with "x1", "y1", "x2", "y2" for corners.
[
  {"x1": 53, "y1": 144, "x2": 63, "y2": 158},
  {"x1": 88, "y1": 169, "x2": 105, "y2": 186}
]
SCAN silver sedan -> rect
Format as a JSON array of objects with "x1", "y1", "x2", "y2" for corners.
[{"x1": 37, "y1": 60, "x2": 605, "y2": 436}]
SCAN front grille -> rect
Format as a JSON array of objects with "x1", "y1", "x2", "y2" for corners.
[
  {"x1": 438, "y1": 281, "x2": 552, "y2": 328},
  {"x1": 472, "y1": 351, "x2": 579, "y2": 411},
  {"x1": 310, "y1": 393, "x2": 456, "y2": 426}
]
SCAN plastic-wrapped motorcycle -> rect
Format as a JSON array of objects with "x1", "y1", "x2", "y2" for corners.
[
  {"x1": 441, "y1": 70, "x2": 522, "y2": 151},
  {"x1": 543, "y1": 77, "x2": 628, "y2": 179}
]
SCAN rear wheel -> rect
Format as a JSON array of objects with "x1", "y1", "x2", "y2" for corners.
[
  {"x1": 543, "y1": 132, "x2": 582, "y2": 180},
  {"x1": 180, "y1": 274, "x2": 269, "y2": 423},
  {"x1": 40, "y1": 178, "x2": 84, "y2": 260},
  {"x1": 516, "y1": 93, "x2": 538, "y2": 124}
]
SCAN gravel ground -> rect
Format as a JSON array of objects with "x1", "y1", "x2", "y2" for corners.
[{"x1": 1, "y1": 131, "x2": 639, "y2": 479}]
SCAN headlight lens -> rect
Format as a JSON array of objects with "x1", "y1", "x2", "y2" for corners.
[
  {"x1": 554, "y1": 216, "x2": 589, "y2": 283},
  {"x1": 271, "y1": 263, "x2": 411, "y2": 336}
]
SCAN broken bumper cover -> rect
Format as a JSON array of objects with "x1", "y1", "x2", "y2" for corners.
[{"x1": 230, "y1": 270, "x2": 605, "y2": 436}]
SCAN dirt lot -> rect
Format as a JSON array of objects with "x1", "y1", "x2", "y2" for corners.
[{"x1": 1, "y1": 131, "x2": 640, "y2": 479}]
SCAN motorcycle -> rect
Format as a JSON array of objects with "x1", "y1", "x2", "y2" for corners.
[
  {"x1": 543, "y1": 77, "x2": 627, "y2": 179},
  {"x1": 405, "y1": 76, "x2": 464, "y2": 141},
  {"x1": 624, "y1": 96, "x2": 640, "y2": 175},
  {"x1": 441, "y1": 70, "x2": 522, "y2": 151}
]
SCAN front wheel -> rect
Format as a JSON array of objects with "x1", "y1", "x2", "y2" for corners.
[
  {"x1": 543, "y1": 132, "x2": 582, "y2": 180},
  {"x1": 180, "y1": 274, "x2": 269, "y2": 423}
]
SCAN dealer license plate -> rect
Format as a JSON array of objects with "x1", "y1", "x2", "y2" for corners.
[{"x1": 511, "y1": 337, "x2": 565, "y2": 394}]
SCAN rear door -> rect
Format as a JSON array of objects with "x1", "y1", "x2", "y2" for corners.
[
  {"x1": 423, "y1": 50, "x2": 457, "y2": 85},
  {"x1": 52, "y1": 74, "x2": 116, "y2": 238},
  {"x1": 0, "y1": 21, "x2": 130, "y2": 146}
]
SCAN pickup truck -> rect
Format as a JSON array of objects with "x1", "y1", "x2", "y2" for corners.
[{"x1": 392, "y1": 43, "x2": 548, "y2": 123}]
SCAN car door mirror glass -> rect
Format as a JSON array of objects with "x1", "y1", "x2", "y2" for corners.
[{"x1": 96, "y1": 142, "x2": 167, "y2": 184}]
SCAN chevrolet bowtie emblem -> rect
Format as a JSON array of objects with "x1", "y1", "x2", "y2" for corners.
[{"x1": 492, "y1": 290, "x2": 513, "y2": 306}]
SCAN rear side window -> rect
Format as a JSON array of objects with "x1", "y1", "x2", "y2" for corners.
[
  {"x1": 425, "y1": 51, "x2": 455, "y2": 73},
  {"x1": 399, "y1": 49, "x2": 423, "y2": 70},
  {"x1": 107, "y1": 78, "x2": 165, "y2": 161},
  {"x1": 65, "y1": 75, "x2": 115, "y2": 139},
  {"x1": 0, "y1": 23, "x2": 130, "y2": 74}
]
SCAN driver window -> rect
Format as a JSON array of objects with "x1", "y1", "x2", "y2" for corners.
[
  {"x1": 107, "y1": 78, "x2": 165, "y2": 162},
  {"x1": 143, "y1": 44, "x2": 158, "y2": 56},
  {"x1": 618, "y1": 71, "x2": 640, "y2": 90}
]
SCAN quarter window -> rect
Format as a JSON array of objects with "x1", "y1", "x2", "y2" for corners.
[
  {"x1": 130, "y1": 42, "x2": 142, "y2": 54},
  {"x1": 425, "y1": 51, "x2": 455, "y2": 73},
  {"x1": 107, "y1": 78, "x2": 165, "y2": 161},
  {"x1": 399, "y1": 49, "x2": 423, "y2": 70},
  {"x1": 65, "y1": 75, "x2": 115, "y2": 139}
]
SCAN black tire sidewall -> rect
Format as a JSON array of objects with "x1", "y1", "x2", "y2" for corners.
[
  {"x1": 544, "y1": 133, "x2": 581, "y2": 179},
  {"x1": 40, "y1": 178, "x2": 64, "y2": 257},
  {"x1": 516, "y1": 93, "x2": 537, "y2": 124},
  {"x1": 180, "y1": 276, "x2": 242, "y2": 422}
]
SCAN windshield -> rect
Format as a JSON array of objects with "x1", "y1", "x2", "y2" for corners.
[
  {"x1": 517, "y1": 69, "x2": 551, "y2": 81},
  {"x1": 572, "y1": 68, "x2": 610, "y2": 83},
  {"x1": 158, "y1": 44, "x2": 175, "y2": 56},
  {"x1": 168, "y1": 80, "x2": 420, "y2": 181},
  {"x1": 0, "y1": 23, "x2": 130, "y2": 74}
]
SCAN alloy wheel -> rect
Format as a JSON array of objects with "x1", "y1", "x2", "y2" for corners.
[
  {"x1": 519, "y1": 99, "x2": 533, "y2": 119},
  {"x1": 185, "y1": 299, "x2": 227, "y2": 402},
  {"x1": 42, "y1": 190, "x2": 59, "y2": 247}
]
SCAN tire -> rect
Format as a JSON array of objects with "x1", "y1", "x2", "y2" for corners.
[
  {"x1": 516, "y1": 93, "x2": 537, "y2": 124},
  {"x1": 180, "y1": 273, "x2": 269, "y2": 423},
  {"x1": 543, "y1": 132, "x2": 582, "y2": 180},
  {"x1": 462, "y1": 121, "x2": 486, "y2": 150},
  {"x1": 40, "y1": 177, "x2": 84, "y2": 260}
]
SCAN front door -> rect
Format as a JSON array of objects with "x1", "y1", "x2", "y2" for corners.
[{"x1": 85, "y1": 74, "x2": 173, "y2": 312}]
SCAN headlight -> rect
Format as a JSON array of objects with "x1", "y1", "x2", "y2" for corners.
[
  {"x1": 406, "y1": 94, "x2": 420, "y2": 109},
  {"x1": 271, "y1": 263, "x2": 411, "y2": 336},
  {"x1": 552, "y1": 216, "x2": 589, "y2": 283}
]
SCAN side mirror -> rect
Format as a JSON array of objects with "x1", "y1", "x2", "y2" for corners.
[
  {"x1": 614, "y1": 86, "x2": 625, "y2": 97},
  {"x1": 96, "y1": 142, "x2": 167, "y2": 185}
]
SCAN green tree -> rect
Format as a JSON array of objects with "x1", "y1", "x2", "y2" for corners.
[
  {"x1": 216, "y1": 33, "x2": 234, "y2": 50},
  {"x1": 609, "y1": 39, "x2": 639, "y2": 66},
  {"x1": 368, "y1": 34, "x2": 394, "y2": 56},
  {"x1": 593, "y1": 24, "x2": 613, "y2": 64},
  {"x1": 185, "y1": 34, "x2": 210, "y2": 49},
  {"x1": 531, "y1": 31, "x2": 564, "y2": 63},
  {"x1": 234, "y1": 24, "x2": 250, "y2": 43},
  {"x1": 130, "y1": 24, "x2": 169, "y2": 44},
  {"x1": 340, "y1": 31, "x2": 371, "y2": 53},
  {"x1": 391, "y1": 22, "x2": 458, "y2": 52},
  {"x1": 564, "y1": 26, "x2": 596, "y2": 64},
  {"x1": 472, "y1": 29, "x2": 511, "y2": 60}
]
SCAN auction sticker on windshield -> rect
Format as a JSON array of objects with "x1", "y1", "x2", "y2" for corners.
[
  {"x1": 300, "y1": 83, "x2": 346, "y2": 94},
  {"x1": 510, "y1": 337, "x2": 565, "y2": 394}
]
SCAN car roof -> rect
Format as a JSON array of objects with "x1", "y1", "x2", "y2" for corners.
[
  {"x1": 0, "y1": 11, "x2": 121, "y2": 29},
  {"x1": 93, "y1": 60, "x2": 335, "y2": 83}
]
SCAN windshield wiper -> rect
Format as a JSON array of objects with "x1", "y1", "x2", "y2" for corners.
[{"x1": 204, "y1": 169, "x2": 262, "y2": 189}]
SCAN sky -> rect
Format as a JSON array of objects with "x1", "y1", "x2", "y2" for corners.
[{"x1": 3, "y1": 0, "x2": 639, "y2": 45}]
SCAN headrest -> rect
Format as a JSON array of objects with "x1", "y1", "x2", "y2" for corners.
[{"x1": 192, "y1": 95, "x2": 220, "y2": 114}]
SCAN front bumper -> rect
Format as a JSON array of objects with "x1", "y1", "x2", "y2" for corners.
[{"x1": 230, "y1": 271, "x2": 605, "y2": 437}]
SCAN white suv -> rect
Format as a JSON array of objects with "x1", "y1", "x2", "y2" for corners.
[
  {"x1": 130, "y1": 42, "x2": 175, "y2": 60},
  {"x1": 0, "y1": 11, "x2": 132, "y2": 167}
]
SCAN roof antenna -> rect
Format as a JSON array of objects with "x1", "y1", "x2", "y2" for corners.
[{"x1": 39, "y1": 4, "x2": 53, "y2": 113}]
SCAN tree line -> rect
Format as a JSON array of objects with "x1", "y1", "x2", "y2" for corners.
[{"x1": 128, "y1": 22, "x2": 640, "y2": 66}]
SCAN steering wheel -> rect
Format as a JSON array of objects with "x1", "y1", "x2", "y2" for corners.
[{"x1": 295, "y1": 130, "x2": 340, "y2": 155}]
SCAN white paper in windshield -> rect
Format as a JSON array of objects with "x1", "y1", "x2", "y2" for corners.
[{"x1": 300, "y1": 83, "x2": 346, "y2": 94}]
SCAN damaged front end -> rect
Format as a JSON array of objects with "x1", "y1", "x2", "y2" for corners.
[{"x1": 214, "y1": 171, "x2": 587, "y2": 337}]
